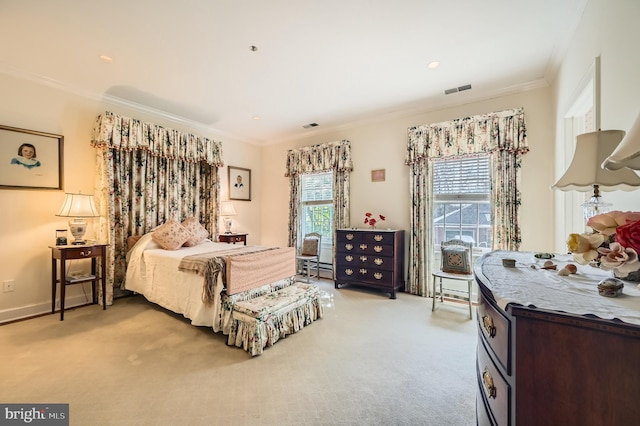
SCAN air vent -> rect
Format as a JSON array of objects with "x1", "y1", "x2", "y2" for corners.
[
  {"x1": 303, "y1": 123, "x2": 319, "y2": 128},
  {"x1": 444, "y1": 84, "x2": 472, "y2": 95}
]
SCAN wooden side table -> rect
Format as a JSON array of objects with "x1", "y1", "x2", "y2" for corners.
[
  {"x1": 218, "y1": 233, "x2": 248, "y2": 245},
  {"x1": 50, "y1": 243, "x2": 108, "y2": 321}
]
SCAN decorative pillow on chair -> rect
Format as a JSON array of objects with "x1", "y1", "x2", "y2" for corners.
[
  {"x1": 181, "y1": 217, "x2": 209, "y2": 247},
  {"x1": 441, "y1": 245, "x2": 471, "y2": 274},
  {"x1": 152, "y1": 220, "x2": 193, "y2": 250},
  {"x1": 301, "y1": 238, "x2": 319, "y2": 256}
]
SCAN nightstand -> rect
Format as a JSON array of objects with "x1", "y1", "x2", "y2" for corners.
[
  {"x1": 50, "y1": 243, "x2": 108, "y2": 321},
  {"x1": 218, "y1": 233, "x2": 248, "y2": 245}
]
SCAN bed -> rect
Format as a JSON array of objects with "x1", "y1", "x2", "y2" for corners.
[{"x1": 124, "y1": 232, "x2": 298, "y2": 336}]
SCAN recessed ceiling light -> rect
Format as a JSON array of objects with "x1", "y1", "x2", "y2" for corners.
[
  {"x1": 99, "y1": 55, "x2": 113, "y2": 63},
  {"x1": 303, "y1": 123, "x2": 319, "y2": 129},
  {"x1": 428, "y1": 61, "x2": 440, "y2": 69},
  {"x1": 252, "y1": 116, "x2": 261, "y2": 120}
]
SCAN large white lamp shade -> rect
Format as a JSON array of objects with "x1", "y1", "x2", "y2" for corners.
[{"x1": 552, "y1": 130, "x2": 640, "y2": 219}]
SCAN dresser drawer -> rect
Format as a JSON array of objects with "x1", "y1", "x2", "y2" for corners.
[
  {"x1": 337, "y1": 230, "x2": 362, "y2": 243},
  {"x1": 335, "y1": 266, "x2": 393, "y2": 285},
  {"x1": 477, "y1": 293, "x2": 511, "y2": 374},
  {"x1": 477, "y1": 336, "x2": 511, "y2": 426},
  {"x1": 362, "y1": 231, "x2": 395, "y2": 245},
  {"x1": 477, "y1": 393, "x2": 496, "y2": 426}
]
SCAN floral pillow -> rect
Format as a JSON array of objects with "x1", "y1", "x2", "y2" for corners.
[
  {"x1": 152, "y1": 220, "x2": 193, "y2": 250},
  {"x1": 181, "y1": 217, "x2": 209, "y2": 247},
  {"x1": 441, "y1": 245, "x2": 471, "y2": 274}
]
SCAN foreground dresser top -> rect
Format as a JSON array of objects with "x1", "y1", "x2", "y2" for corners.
[{"x1": 475, "y1": 250, "x2": 640, "y2": 325}]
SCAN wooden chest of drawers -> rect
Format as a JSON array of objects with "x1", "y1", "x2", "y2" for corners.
[
  {"x1": 334, "y1": 229, "x2": 404, "y2": 299},
  {"x1": 475, "y1": 251, "x2": 640, "y2": 425}
]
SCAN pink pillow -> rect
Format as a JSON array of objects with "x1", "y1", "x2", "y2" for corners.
[
  {"x1": 151, "y1": 220, "x2": 192, "y2": 250},
  {"x1": 182, "y1": 217, "x2": 209, "y2": 247}
]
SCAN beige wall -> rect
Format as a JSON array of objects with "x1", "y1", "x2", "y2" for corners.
[
  {"x1": 261, "y1": 88, "x2": 556, "y2": 255},
  {"x1": 552, "y1": 0, "x2": 640, "y2": 249}
]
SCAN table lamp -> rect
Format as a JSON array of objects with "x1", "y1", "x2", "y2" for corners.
[
  {"x1": 56, "y1": 193, "x2": 100, "y2": 244},
  {"x1": 552, "y1": 130, "x2": 640, "y2": 219},
  {"x1": 220, "y1": 201, "x2": 237, "y2": 234}
]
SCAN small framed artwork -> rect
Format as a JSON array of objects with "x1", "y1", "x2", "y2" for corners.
[
  {"x1": 371, "y1": 169, "x2": 385, "y2": 182},
  {"x1": 0, "y1": 125, "x2": 64, "y2": 190},
  {"x1": 228, "y1": 166, "x2": 251, "y2": 201}
]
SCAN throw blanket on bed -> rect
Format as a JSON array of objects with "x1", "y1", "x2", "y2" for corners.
[{"x1": 178, "y1": 246, "x2": 296, "y2": 303}]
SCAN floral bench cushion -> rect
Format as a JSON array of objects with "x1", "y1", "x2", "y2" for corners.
[{"x1": 229, "y1": 282, "x2": 323, "y2": 355}]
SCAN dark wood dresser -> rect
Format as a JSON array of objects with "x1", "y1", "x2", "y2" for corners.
[
  {"x1": 475, "y1": 251, "x2": 640, "y2": 425},
  {"x1": 334, "y1": 229, "x2": 404, "y2": 299}
]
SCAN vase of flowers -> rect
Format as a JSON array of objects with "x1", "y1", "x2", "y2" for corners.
[
  {"x1": 567, "y1": 211, "x2": 640, "y2": 282},
  {"x1": 364, "y1": 212, "x2": 385, "y2": 229}
]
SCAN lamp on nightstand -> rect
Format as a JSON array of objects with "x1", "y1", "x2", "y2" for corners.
[
  {"x1": 220, "y1": 201, "x2": 237, "y2": 234},
  {"x1": 56, "y1": 193, "x2": 100, "y2": 245}
]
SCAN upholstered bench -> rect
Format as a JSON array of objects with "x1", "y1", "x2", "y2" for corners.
[{"x1": 228, "y1": 282, "x2": 323, "y2": 356}]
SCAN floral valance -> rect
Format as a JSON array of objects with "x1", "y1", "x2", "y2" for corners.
[
  {"x1": 285, "y1": 140, "x2": 353, "y2": 177},
  {"x1": 405, "y1": 108, "x2": 528, "y2": 164},
  {"x1": 91, "y1": 111, "x2": 224, "y2": 166}
]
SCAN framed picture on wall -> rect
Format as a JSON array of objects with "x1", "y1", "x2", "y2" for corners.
[
  {"x1": 0, "y1": 124, "x2": 64, "y2": 190},
  {"x1": 228, "y1": 165, "x2": 251, "y2": 201}
]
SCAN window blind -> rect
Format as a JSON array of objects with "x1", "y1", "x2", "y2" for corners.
[{"x1": 433, "y1": 156, "x2": 490, "y2": 197}]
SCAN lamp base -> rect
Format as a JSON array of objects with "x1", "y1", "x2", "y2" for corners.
[
  {"x1": 69, "y1": 218, "x2": 88, "y2": 246},
  {"x1": 223, "y1": 217, "x2": 233, "y2": 234}
]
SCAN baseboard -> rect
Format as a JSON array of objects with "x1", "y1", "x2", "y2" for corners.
[{"x1": 0, "y1": 294, "x2": 90, "y2": 324}]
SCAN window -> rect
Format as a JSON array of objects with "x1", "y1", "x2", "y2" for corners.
[
  {"x1": 432, "y1": 155, "x2": 491, "y2": 250},
  {"x1": 300, "y1": 172, "x2": 334, "y2": 247}
]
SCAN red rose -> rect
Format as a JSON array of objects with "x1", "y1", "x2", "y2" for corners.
[
  {"x1": 615, "y1": 219, "x2": 640, "y2": 253},
  {"x1": 379, "y1": 215, "x2": 386, "y2": 221}
]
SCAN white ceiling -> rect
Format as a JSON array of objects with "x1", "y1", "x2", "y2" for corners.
[{"x1": 0, "y1": 0, "x2": 587, "y2": 144}]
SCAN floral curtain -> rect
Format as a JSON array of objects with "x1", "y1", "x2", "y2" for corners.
[
  {"x1": 285, "y1": 140, "x2": 353, "y2": 264},
  {"x1": 91, "y1": 111, "x2": 224, "y2": 304},
  {"x1": 405, "y1": 108, "x2": 528, "y2": 296}
]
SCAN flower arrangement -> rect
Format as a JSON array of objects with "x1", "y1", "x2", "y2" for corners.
[
  {"x1": 567, "y1": 210, "x2": 640, "y2": 279},
  {"x1": 364, "y1": 212, "x2": 385, "y2": 228}
]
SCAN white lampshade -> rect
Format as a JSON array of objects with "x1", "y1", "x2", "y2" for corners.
[
  {"x1": 602, "y1": 113, "x2": 640, "y2": 171},
  {"x1": 552, "y1": 130, "x2": 640, "y2": 191},
  {"x1": 56, "y1": 193, "x2": 100, "y2": 245},
  {"x1": 220, "y1": 201, "x2": 237, "y2": 216},
  {"x1": 56, "y1": 193, "x2": 100, "y2": 217}
]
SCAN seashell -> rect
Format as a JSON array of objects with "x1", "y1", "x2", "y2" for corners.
[
  {"x1": 558, "y1": 268, "x2": 571, "y2": 276},
  {"x1": 564, "y1": 264, "x2": 578, "y2": 274},
  {"x1": 541, "y1": 260, "x2": 557, "y2": 270}
]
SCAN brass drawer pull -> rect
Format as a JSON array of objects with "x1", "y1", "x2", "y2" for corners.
[
  {"x1": 345, "y1": 255, "x2": 353, "y2": 262},
  {"x1": 482, "y1": 368, "x2": 497, "y2": 399},
  {"x1": 374, "y1": 234, "x2": 383, "y2": 241},
  {"x1": 359, "y1": 268, "x2": 367, "y2": 274},
  {"x1": 374, "y1": 258, "x2": 383, "y2": 266},
  {"x1": 374, "y1": 272, "x2": 383, "y2": 280},
  {"x1": 346, "y1": 233, "x2": 354, "y2": 240},
  {"x1": 80, "y1": 250, "x2": 92, "y2": 257},
  {"x1": 360, "y1": 244, "x2": 368, "y2": 250},
  {"x1": 345, "y1": 269, "x2": 353, "y2": 276},
  {"x1": 345, "y1": 244, "x2": 353, "y2": 250},
  {"x1": 482, "y1": 315, "x2": 497, "y2": 338},
  {"x1": 360, "y1": 256, "x2": 367, "y2": 262},
  {"x1": 374, "y1": 245, "x2": 383, "y2": 253}
]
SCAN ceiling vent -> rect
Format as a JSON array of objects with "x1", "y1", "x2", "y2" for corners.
[
  {"x1": 444, "y1": 84, "x2": 472, "y2": 95},
  {"x1": 303, "y1": 123, "x2": 319, "y2": 128}
]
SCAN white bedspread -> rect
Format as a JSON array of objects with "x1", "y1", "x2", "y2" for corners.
[{"x1": 125, "y1": 233, "x2": 292, "y2": 332}]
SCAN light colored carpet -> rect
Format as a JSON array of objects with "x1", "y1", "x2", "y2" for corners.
[{"x1": 0, "y1": 279, "x2": 477, "y2": 426}]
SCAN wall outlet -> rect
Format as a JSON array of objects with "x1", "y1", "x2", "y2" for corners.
[{"x1": 3, "y1": 280, "x2": 15, "y2": 292}]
